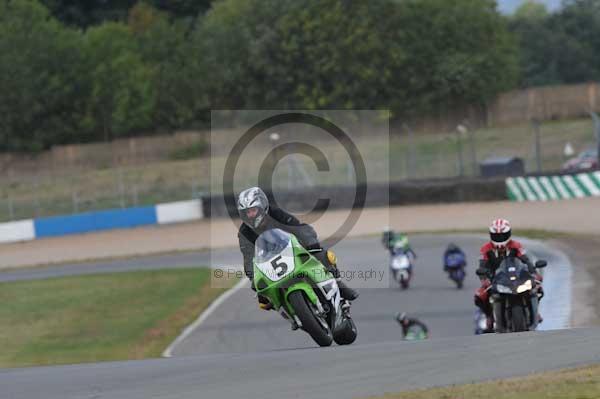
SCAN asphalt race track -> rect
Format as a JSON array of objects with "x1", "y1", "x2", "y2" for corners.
[
  {"x1": 2, "y1": 234, "x2": 598, "y2": 399},
  {"x1": 170, "y1": 234, "x2": 568, "y2": 355},
  {"x1": 4, "y1": 328, "x2": 600, "y2": 399}
]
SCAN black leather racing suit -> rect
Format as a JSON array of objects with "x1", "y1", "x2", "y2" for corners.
[{"x1": 238, "y1": 206, "x2": 337, "y2": 282}]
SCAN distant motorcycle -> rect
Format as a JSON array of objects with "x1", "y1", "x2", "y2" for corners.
[
  {"x1": 396, "y1": 312, "x2": 429, "y2": 340},
  {"x1": 488, "y1": 257, "x2": 546, "y2": 333},
  {"x1": 390, "y1": 250, "x2": 414, "y2": 289},
  {"x1": 444, "y1": 252, "x2": 466, "y2": 289}
]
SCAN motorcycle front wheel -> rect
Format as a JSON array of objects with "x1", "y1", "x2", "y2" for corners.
[
  {"x1": 493, "y1": 301, "x2": 506, "y2": 333},
  {"x1": 510, "y1": 299, "x2": 528, "y2": 332},
  {"x1": 333, "y1": 317, "x2": 358, "y2": 345},
  {"x1": 288, "y1": 291, "x2": 333, "y2": 347},
  {"x1": 400, "y1": 276, "x2": 410, "y2": 289}
]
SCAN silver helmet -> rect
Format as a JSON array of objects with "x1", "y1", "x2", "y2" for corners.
[{"x1": 237, "y1": 187, "x2": 269, "y2": 229}]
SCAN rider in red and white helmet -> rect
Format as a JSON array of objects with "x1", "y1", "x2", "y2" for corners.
[
  {"x1": 489, "y1": 218, "x2": 513, "y2": 250},
  {"x1": 474, "y1": 219, "x2": 542, "y2": 328},
  {"x1": 480, "y1": 219, "x2": 533, "y2": 271}
]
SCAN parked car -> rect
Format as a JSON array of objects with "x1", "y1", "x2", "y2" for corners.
[{"x1": 562, "y1": 148, "x2": 599, "y2": 171}]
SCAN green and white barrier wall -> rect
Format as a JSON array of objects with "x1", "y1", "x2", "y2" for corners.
[{"x1": 506, "y1": 172, "x2": 600, "y2": 201}]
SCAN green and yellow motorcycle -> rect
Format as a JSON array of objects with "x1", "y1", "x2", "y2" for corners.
[{"x1": 253, "y1": 229, "x2": 358, "y2": 347}]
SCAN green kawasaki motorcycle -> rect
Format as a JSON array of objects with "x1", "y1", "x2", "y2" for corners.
[{"x1": 253, "y1": 229, "x2": 358, "y2": 347}]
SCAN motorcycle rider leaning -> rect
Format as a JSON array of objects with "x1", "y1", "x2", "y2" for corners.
[
  {"x1": 237, "y1": 187, "x2": 359, "y2": 310},
  {"x1": 443, "y1": 243, "x2": 466, "y2": 272},
  {"x1": 382, "y1": 228, "x2": 417, "y2": 259},
  {"x1": 395, "y1": 312, "x2": 429, "y2": 340},
  {"x1": 474, "y1": 219, "x2": 543, "y2": 328}
]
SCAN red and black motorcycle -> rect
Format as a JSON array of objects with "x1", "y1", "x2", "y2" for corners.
[{"x1": 476, "y1": 257, "x2": 546, "y2": 333}]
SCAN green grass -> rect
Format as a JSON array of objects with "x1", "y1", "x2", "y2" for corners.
[
  {"x1": 369, "y1": 364, "x2": 600, "y2": 399},
  {"x1": 0, "y1": 268, "x2": 236, "y2": 368},
  {"x1": 0, "y1": 117, "x2": 595, "y2": 222},
  {"x1": 396, "y1": 228, "x2": 569, "y2": 241}
]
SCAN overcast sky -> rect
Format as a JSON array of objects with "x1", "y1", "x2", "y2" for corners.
[{"x1": 497, "y1": 0, "x2": 562, "y2": 14}]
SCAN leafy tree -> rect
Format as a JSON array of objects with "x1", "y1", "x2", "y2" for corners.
[
  {"x1": 0, "y1": 0, "x2": 532, "y2": 151},
  {"x1": 194, "y1": 0, "x2": 518, "y2": 117},
  {"x1": 129, "y1": 2, "x2": 207, "y2": 130},
  {"x1": 510, "y1": 0, "x2": 600, "y2": 86},
  {"x1": 273, "y1": 0, "x2": 402, "y2": 110},
  {"x1": 40, "y1": 0, "x2": 214, "y2": 27},
  {"x1": 391, "y1": 0, "x2": 519, "y2": 115},
  {"x1": 146, "y1": 0, "x2": 214, "y2": 19},
  {"x1": 514, "y1": 0, "x2": 549, "y2": 19},
  {"x1": 39, "y1": 0, "x2": 136, "y2": 27},
  {"x1": 0, "y1": 0, "x2": 84, "y2": 151},
  {"x1": 552, "y1": 0, "x2": 600, "y2": 82},
  {"x1": 82, "y1": 22, "x2": 155, "y2": 140},
  {"x1": 191, "y1": 0, "x2": 284, "y2": 110}
]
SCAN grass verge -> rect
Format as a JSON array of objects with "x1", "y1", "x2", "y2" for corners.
[
  {"x1": 0, "y1": 268, "x2": 236, "y2": 368},
  {"x1": 369, "y1": 364, "x2": 600, "y2": 399},
  {"x1": 400, "y1": 228, "x2": 573, "y2": 241}
]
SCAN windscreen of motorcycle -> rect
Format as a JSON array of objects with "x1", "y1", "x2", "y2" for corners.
[
  {"x1": 391, "y1": 254, "x2": 410, "y2": 269},
  {"x1": 445, "y1": 253, "x2": 465, "y2": 268},
  {"x1": 254, "y1": 229, "x2": 296, "y2": 282},
  {"x1": 496, "y1": 257, "x2": 527, "y2": 277}
]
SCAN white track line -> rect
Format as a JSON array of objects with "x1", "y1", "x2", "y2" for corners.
[
  {"x1": 162, "y1": 278, "x2": 249, "y2": 358},
  {"x1": 536, "y1": 246, "x2": 572, "y2": 331},
  {"x1": 518, "y1": 237, "x2": 572, "y2": 331}
]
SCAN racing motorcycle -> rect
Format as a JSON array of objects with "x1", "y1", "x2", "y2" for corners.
[
  {"x1": 488, "y1": 257, "x2": 546, "y2": 333},
  {"x1": 252, "y1": 229, "x2": 357, "y2": 347},
  {"x1": 390, "y1": 249, "x2": 413, "y2": 289},
  {"x1": 444, "y1": 252, "x2": 466, "y2": 289}
]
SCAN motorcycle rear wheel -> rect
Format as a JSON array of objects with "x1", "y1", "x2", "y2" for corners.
[
  {"x1": 493, "y1": 301, "x2": 506, "y2": 333},
  {"x1": 288, "y1": 291, "x2": 333, "y2": 347},
  {"x1": 333, "y1": 317, "x2": 358, "y2": 345},
  {"x1": 400, "y1": 277, "x2": 409, "y2": 289}
]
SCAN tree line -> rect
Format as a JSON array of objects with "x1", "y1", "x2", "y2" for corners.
[
  {"x1": 509, "y1": 0, "x2": 600, "y2": 87},
  {"x1": 0, "y1": 0, "x2": 597, "y2": 152}
]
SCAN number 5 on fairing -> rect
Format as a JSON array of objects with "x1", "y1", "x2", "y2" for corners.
[
  {"x1": 270, "y1": 256, "x2": 289, "y2": 278},
  {"x1": 255, "y1": 244, "x2": 295, "y2": 281}
]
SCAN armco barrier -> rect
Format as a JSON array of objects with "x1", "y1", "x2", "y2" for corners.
[
  {"x1": 204, "y1": 178, "x2": 508, "y2": 219},
  {"x1": 0, "y1": 177, "x2": 508, "y2": 244},
  {"x1": 506, "y1": 172, "x2": 600, "y2": 201},
  {"x1": 156, "y1": 200, "x2": 204, "y2": 224},
  {"x1": 34, "y1": 206, "x2": 157, "y2": 238},
  {"x1": 0, "y1": 199, "x2": 203, "y2": 244},
  {"x1": 0, "y1": 220, "x2": 35, "y2": 244}
]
